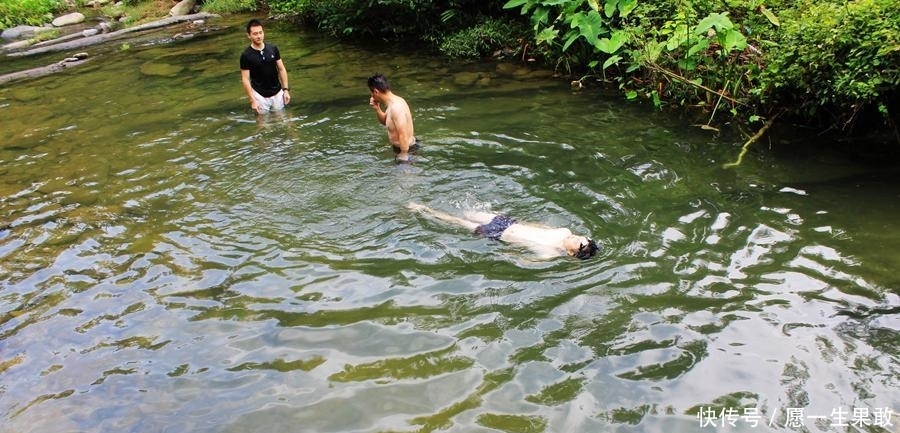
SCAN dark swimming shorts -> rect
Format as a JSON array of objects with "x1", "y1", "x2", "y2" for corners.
[
  {"x1": 474, "y1": 215, "x2": 516, "y2": 240},
  {"x1": 392, "y1": 138, "x2": 421, "y2": 154}
]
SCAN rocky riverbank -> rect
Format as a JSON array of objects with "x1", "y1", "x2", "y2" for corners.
[
  {"x1": 0, "y1": 0, "x2": 218, "y2": 85},
  {"x1": 1, "y1": 0, "x2": 204, "y2": 54}
]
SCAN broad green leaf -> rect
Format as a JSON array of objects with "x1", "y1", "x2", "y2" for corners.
[
  {"x1": 602, "y1": 54, "x2": 622, "y2": 70},
  {"x1": 571, "y1": 10, "x2": 603, "y2": 45},
  {"x1": 722, "y1": 29, "x2": 747, "y2": 51},
  {"x1": 596, "y1": 30, "x2": 627, "y2": 53},
  {"x1": 537, "y1": 27, "x2": 559, "y2": 45},
  {"x1": 626, "y1": 90, "x2": 638, "y2": 99},
  {"x1": 677, "y1": 57, "x2": 698, "y2": 71},
  {"x1": 587, "y1": 0, "x2": 600, "y2": 13},
  {"x1": 646, "y1": 41, "x2": 664, "y2": 62},
  {"x1": 502, "y1": 0, "x2": 529, "y2": 10},
  {"x1": 604, "y1": 0, "x2": 617, "y2": 18},
  {"x1": 532, "y1": 7, "x2": 550, "y2": 28},
  {"x1": 688, "y1": 39, "x2": 709, "y2": 57},
  {"x1": 760, "y1": 5, "x2": 780, "y2": 27},
  {"x1": 563, "y1": 31, "x2": 580, "y2": 51},
  {"x1": 695, "y1": 13, "x2": 734, "y2": 34},
  {"x1": 618, "y1": 0, "x2": 637, "y2": 18},
  {"x1": 665, "y1": 34, "x2": 682, "y2": 51}
]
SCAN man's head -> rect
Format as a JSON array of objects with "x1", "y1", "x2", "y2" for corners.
[
  {"x1": 246, "y1": 19, "x2": 264, "y2": 46},
  {"x1": 367, "y1": 73, "x2": 391, "y2": 94},
  {"x1": 246, "y1": 19, "x2": 263, "y2": 34},
  {"x1": 564, "y1": 235, "x2": 599, "y2": 260},
  {"x1": 574, "y1": 238, "x2": 599, "y2": 260}
]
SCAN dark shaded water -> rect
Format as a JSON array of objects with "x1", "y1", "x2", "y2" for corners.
[{"x1": 1, "y1": 15, "x2": 898, "y2": 433}]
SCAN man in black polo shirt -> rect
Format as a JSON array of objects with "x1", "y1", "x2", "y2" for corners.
[{"x1": 240, "y1": 19, "x2": 290, "y2": 114}]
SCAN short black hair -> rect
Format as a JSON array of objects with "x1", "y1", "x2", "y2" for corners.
[
  {"x1": 368, "y1": 73, "x2": 391, "y2": 93},
  {"x1": 574, "y1": 239, "x2": 599, "y2": 260},
  {"x1": 246, "y1": 19, "x2": 263, "y2": 34}
]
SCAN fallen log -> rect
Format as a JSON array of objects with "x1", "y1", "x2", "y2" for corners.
[
  {"x1": 0, "y1": 53, "x2": 92, "y2": 85},
  {"x1": 6, "y1": 12, "x2": 218, "y2": 58}
]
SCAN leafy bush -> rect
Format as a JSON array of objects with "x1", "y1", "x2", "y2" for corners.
[
  {"x1": 438, "y1": 17, "x2": 525, "y2": 58},
  {"x1": 201, "y1": 0, "x2": 257, "y2": 14},
  {"x1": 271, "y1": 0, "x2": 436, "y2": 38},
  {"x1": 756, "y1": 0, "x2": 900, "y2": 127},
  {"x1": 270, "y1": 0, "x2": 515, "y2": 42},
  {"x1": 502, "y1": 0, "x2": 636, "y2": 69},
  {"x1": 0, "y1": 0, "x2": 63, "y2": 28}
]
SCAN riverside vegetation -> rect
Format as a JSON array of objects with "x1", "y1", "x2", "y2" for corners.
[{"x1": 4, "y1": 0, "x2": 899, "y2": 154}]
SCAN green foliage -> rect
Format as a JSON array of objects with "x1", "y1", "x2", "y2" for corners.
[
  {"x1": 438, "y1": 18, "x2": 525, "y2": 58},
  {"x1": 270, "y1": 0, "x2": 507, "y2": 40},
  {"x1": 5, "y1": 0, "x2": 883, "y2": 136},
  {"x1": 757, "y1": 0, "x2": 900, "y2": 126},
  {"x1": 503, "y1": 0, "x2": 634, "y2": 54},
  {"x1": 0, "y1": 0, "x2": 63, "y2": 28},
  {"x1": 201, "y1": 0, "x2": 257, "y2": 14},
  {"x1": 502, "y1": 0, "x2": 642, "y2": 75}
]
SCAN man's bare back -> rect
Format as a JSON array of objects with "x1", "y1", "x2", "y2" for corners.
[{"x1": 384, "y1": 95, "x2": 415, "y2": 149}]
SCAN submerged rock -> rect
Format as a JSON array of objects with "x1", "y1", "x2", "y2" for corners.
[
  {"x1": 140, "y1": 62, "x2": 184, "y2": 77},
  {"x1": 452, "y1": 72, "x2": 481, "y2": 87}
]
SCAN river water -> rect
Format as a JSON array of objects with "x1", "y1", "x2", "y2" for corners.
[{"x1": 1, "y1": 15, "x2": 898, "y2": 433}]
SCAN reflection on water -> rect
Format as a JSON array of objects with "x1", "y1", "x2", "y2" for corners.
[{"x1": 1, "y1": 14, "x2": 898, "y2": 433}]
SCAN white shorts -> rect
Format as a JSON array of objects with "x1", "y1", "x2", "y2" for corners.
[{"x1": 252, "y1": 89, "x2": 285, "y2": 113}]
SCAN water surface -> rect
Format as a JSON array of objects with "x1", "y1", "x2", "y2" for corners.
[{"x1": 1, "y1": 15, "x2": 898, "y2": 433}]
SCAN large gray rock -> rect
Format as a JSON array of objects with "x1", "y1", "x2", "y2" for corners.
[
  {"x1": 2, "y1": 25, "x2": 51, "y2": 40},
  {"x1": 52, "y1": 12, "x2": 86, "y2": 27},
  {"x1": 169, "y1": 0, "x2": 196, "y2": 16}
]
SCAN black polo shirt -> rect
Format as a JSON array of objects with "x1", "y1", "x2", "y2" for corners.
[{"x1": 240, "y1": 44, "x2": 282, "y2": 97}]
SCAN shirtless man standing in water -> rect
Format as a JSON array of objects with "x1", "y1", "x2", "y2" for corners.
[{"x1": 368, "y1": 73, "x2": 416, "y2": 160}]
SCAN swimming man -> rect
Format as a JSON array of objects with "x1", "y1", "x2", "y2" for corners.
[{"x1": 407, "y1": 202, "x2": 599, "y2": 260}]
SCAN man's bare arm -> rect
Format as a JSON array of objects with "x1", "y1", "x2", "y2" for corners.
[
  {"x1": 408, "y1": 202, "x2": 480, "y2": 231},
  {"x1": 369, "y1": 97, "x2": 387, "y2": 125},
  {"x1": 240, "y1": 69, "x2": 259, "y2": 112}
]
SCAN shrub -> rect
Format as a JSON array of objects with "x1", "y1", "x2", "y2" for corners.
[
  {"x1": 438, "y1": 17, "x2": 526, "y2": 58},
  {"x1": 756, "y1": 0, "x2": 900, "y2": 128},
  {"x1": 0, "y1": 0, "x2": 64, "y2": 28},
  {"x1": 201, "y1": 0, "x2": 257, "y2": 14}
]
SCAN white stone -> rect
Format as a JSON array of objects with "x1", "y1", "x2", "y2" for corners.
[
  {"x1": 169, "y1": 0, "x2": 196, "y2": 16},
  {"x1": 52, "y1": 12, "x2": 86, "y2": 27}
]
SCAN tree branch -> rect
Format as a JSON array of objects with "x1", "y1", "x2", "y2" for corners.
[
  {"x1": 647, "y1": 62, "x2": 744, "y2": 106},
  {"x1": 723, "y1": 111, "x2": 781, "y2": 168}
]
